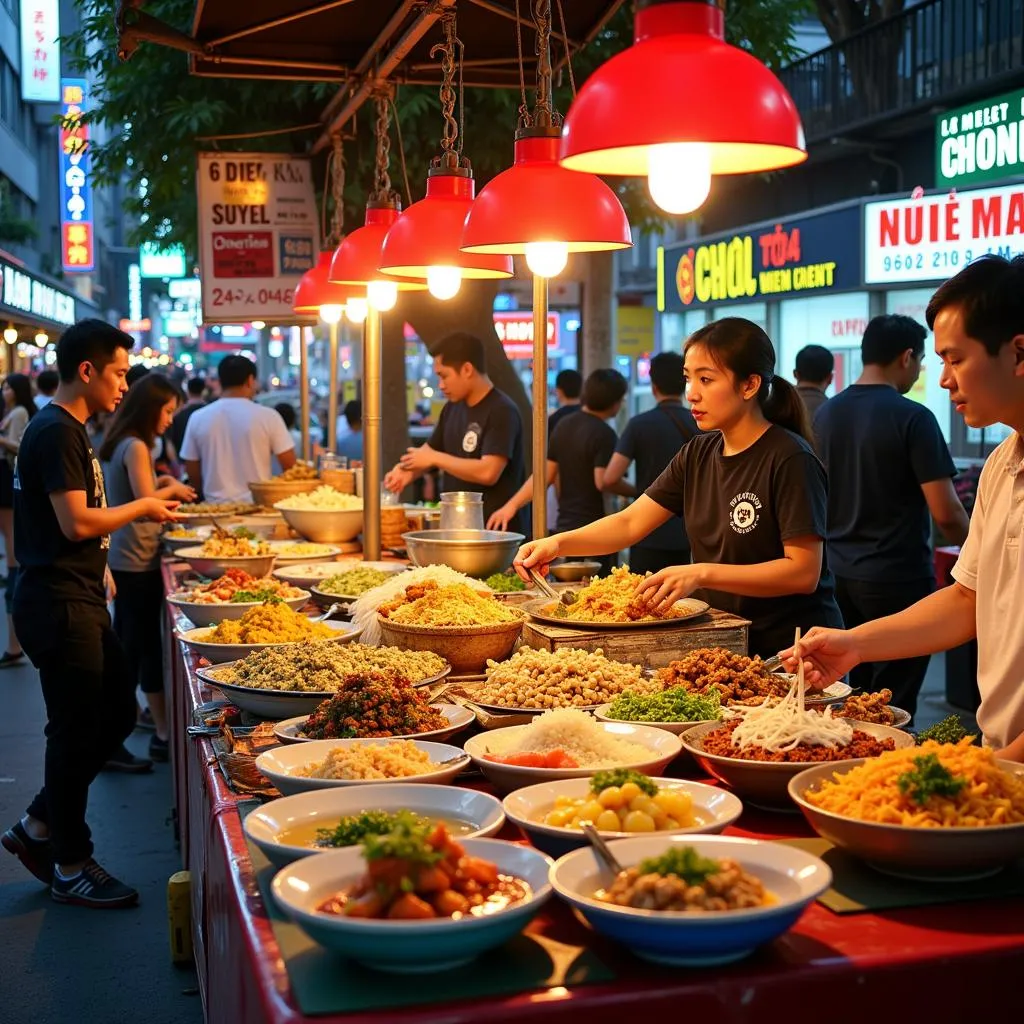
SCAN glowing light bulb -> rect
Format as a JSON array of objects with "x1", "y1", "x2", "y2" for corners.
[
  {"x1": 524, "y1": 241, "x2": 569, "y2": 278},
  {"x1": 367, "y1": 280, "x2": 398, "y2": 312},
  {"x1": 319, "y1": 303, "x2": 344, "y2": 325},
  {"x1": 251, "y1": 320, "x2": 266, "y2": 330},
  {"x1": 647, "y1": 142, "x2": 712, "y2": 215},
  {"x1": 35, "y1": 331, "x2": 48, "y2": 346},
  {"x1": 426, "y1": 265, "x2": 462, "y2": 301},
  {"x1": 3, "y1": 327, "x2": 16, "y2": 345},
  {"x1": 345, "y1": 297, "x2": 369, "y2": 324}
]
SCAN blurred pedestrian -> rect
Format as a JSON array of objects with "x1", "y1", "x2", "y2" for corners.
[
  {"x1": 336, "y1": 400, "x2": 363, "y2": 463},
  {"x1": 34, "y1": 370, "x2": 59, "y2": 409},
  {"x1": 169, "y1": 377, "x2": 207, "y2": 457},
  {"x1": 793, "y1": 344, "x2": 834, "y2": 420},
  {"x1": 548, "y1": 368, "x2": 582, "y2": 437}
]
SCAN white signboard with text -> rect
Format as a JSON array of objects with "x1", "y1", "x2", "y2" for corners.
[
  {"x1": 196, "y1": 153, "x2": 319, "y2": 323},
  {"x1": 20, "y1": 1, "x2": 61, "y2": 102},
  {"x1": 864, "y1": 183, "x2": 1024, "y2": 285}
]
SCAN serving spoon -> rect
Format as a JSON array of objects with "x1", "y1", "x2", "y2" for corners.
[
  {"x1": 582, "y1": 823, "x2": 625, "y2": 884},
  {"x1": 528, "y1": 568, "x2": 578, "y2": 608}
]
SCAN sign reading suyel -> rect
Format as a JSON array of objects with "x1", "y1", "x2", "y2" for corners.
[
  {"x1": 196, "y1": 153, "x2": 318, "y2": 323},
  {"x1": 660, "y1": 206, "x2": 860, "y2": 312},
  {"x1": 59, "y1": 79, "x2": 94, "y2": 274},
  {"x1": 864, "y1": 183, "x2": 1024, "y2": 285}
]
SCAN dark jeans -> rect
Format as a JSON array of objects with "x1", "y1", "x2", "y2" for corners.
[
  {"x1": 834, "y1": 575, "x2": 935, "y2": 721},
  {"x1": 628, "y1": 547, "x2": 690, "y2": 576},
  {"x1": 112, "y1": 568, "x2": 165, "y2": 695},
  {"x1": 14, "y1": 597, "x2": 132, "y2": 864}
]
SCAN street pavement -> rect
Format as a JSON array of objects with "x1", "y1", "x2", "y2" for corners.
[{"x1": 0, "y1": 638, "x2": 203, "y2": 1024}]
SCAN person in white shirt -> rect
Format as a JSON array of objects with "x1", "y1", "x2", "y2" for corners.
[
  {"x1": 34, "y1": 370, "x2": 59, "y2": 409},
  {"x1": 180, "y1": 355, "x2": 296, "y2": 503},
  {"x1": 783, "y1": 255, "x2": 1024, "y2": 762}
]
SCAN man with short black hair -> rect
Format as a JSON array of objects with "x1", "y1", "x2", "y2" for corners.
[
  {"x1": 813, "y1": 314, "x2": 969, "y2": 717},
  {"x1": 34, "y1": 370, "x2": 59, "y2": 409},
  {"x1": 169, "y1": 376, "x2": 207, "y2": 457},
  {"x1": 385, "y1": 332, "x2": 525, "y2": 531},
  {"x1": 548, "y1": 368, "x2": 582, "y2": 437},
  {"x1": 489, "y1": 369, "x2": 631, "y2": 574},
  {"x1": 180, "y1": 354, "x2": 296, "y2": 502},
  {"x1": 602, "y1": 351, "x2": 698, "y2": 574},
  {"x1": 793, "y1": 344, "x2": 834, "y2": 419},
  {"x1": 1, "y1": 318, "x2": 180, "y2": 907},
  {"x1": 337, "y1": 400, "x2": 363, "y2": 463}
]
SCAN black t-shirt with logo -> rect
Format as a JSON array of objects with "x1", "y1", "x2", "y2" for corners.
[
  {"x1": 14, "y1": 403, "x2": 110, "y2": 606},
  {"x1": 813, "y1": 384, "x2": 956, "y2": 583},
  {"x1": 548, "y1": 411, "x2": 617, "y2": 532},
  {"x1": 615, "y1": 401, "x2": 698, "y2": 554},
  {"x1": 428, "y1": 387, "x2": 525, "y2": 531},
  {"x1": 645, "y1": 425, "x2": 842, "y2": 657}
]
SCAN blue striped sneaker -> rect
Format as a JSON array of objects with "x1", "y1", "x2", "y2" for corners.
[
  {"x1": 51, "y1": 860, "x2": 139, "y2": 908},
  {"x1": 2, "y1": 820, "x2": 55, "y2": 884}
]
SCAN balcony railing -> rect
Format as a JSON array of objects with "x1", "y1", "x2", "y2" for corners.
[{"x1": 780, "y1": 0, "x2": 1024, "y2": 143}]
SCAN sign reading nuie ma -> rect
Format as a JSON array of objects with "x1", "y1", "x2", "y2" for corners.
[
  {"x1": 196, "y1": 153, "x2": 319, "y2": 323},
  {"x1": 936, "y1": 88, "x2": 1024, "y2": 188}
]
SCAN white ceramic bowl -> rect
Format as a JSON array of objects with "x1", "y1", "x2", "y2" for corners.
[
  {"x1": 255, "y1": 738, "x2": 471, "y2": 796},
  {"x1": 194, "y1": 668, "x2": 335, "y2": 719},
  {"x1": 462, "y1": 721, "x2": 682, "y2": 794},
  {"x1": 244, "y1": 784, "x2": 506, "y2": 868},
  {"x1": 166, "y1": 591, "x2": 310, "y2": 628},
  {"x1": 274, "y1": 504, "x2": 364, "y2": 544},
  {"x1": 273, "y1": 703, "x2": 476, "y2": 745},
  {"x1": 176, "y1": 619, "x2": 362, "y2": 664},
  {"x1": 549, "y1": 834, "x2": 831, "y2": 966},
  {"x1": 175, "y1": 545, "x2": 276, "y2": 580},
  {"x1": 266, "y1": 541, "x2": 343, "y2": 565},
  {"x1": 271, "y1": 838, "x2": 553, "y2": 973},
  {"x1": 503, "y1": 776, "x2": 744, "y2": 857}
]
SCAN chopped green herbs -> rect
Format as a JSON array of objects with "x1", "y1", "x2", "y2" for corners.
[
  {"x1": 483, "y1": 571, "x2": 526, "y2": 593},
  {"x1": 606, "y1": 686, "x2": 722, "y2": 723},
  {"x1": 361, "y1": 811, "x2": 443, "y2": 866},
  {"x1": 315, "y1": 810, "x2": 429, "y2": 848},
  {"x1": 897, "y1": 753, "x2": 968, "y2": 806},
  {"x1": 638, "y1": 846, "x2": 721, "y2": 885},
  {"x1": 590, "y1": 769, "x2": 659, "y2": 797},
  {"x1": 915, "y1": 715, "x2": 971, "y2": 746}
]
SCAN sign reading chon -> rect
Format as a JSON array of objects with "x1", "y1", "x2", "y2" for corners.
[
  {"x1": 936, "y1": 88, "x2": 1024, "y2": 188},
  {"x1": 196, "y1": 153, "x2": 318, "y2": 323},
  {"x1": 864, "y1": 183, "x2": 1024, "y2": 285},
  {"x1": 659, "y1": 205, "x2": 861, "y2": 313},
  {"x1": 59, "y1": 79, "x2": 94, "y2": 274},
  {"x1": 20, "y1": 1, "x2": 61, "y2": 103},
  {"x1": 0, "y1": 256, "x2": 76, "y2": 327}
]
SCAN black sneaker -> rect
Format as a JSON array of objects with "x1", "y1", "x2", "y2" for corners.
[
  {"x1": 148, "y1": 735, "x2": 169, "y2": 763},
  {"x1": 51, "y1": 859, "x2": 139, "y2": 908},
  {"x1": 1, "y1": 820, "x2": 55, "y2": 885},
  {"x1": 102, "y1": 745, "x2": 153, "y2": 774},
  {"x1": 135, "y1": 708, "x2": 156, "y2": 732}
]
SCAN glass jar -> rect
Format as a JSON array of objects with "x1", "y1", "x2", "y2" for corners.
[{"x1": 439, "y1": 491, "x2": 484, "y2": 531}]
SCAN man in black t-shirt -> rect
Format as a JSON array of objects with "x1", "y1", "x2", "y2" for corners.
[
  {"x1": 169, "y1": 376, "x2": 207, "y2": 457},
  {"x1": 815, "y1": 315, "x2": 969, "y2": 716},
  {"x1": 794, "y1": 344, "x2": 833, "y2": 422},
  {"x1": 603, "y1": 352, "x2": 698, "y2": 575},
  {"x1": 488, "y1": 370, "x2": 633, "y2": 574},
  {"x1": 548, "y1": 368, "x2": 582, "y2": 437},
  {"x1": 385, "y1": 332, "x2": 525, "y2": 531},
  {"x1": 1, "y1": 319, "x2": 179, "y2": 909}
]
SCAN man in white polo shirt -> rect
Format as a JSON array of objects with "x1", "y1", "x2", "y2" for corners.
[
  {"x1": 782, "y1": 254, "x2": 1024, "y2": 761},
  {"x1": 181, "y1": 355, "x2": 296, "y2": 503}
]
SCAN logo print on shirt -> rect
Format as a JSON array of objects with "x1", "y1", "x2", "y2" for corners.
[
  {"x1": 462, "y1": 424, "x2": 481, "y2": 454},
  {"x1": 90, "y1": 449, "x2": 110, "y2": 550},
  {"x1": 729, "y1": 491, "x2": 762, "y2": 535}
]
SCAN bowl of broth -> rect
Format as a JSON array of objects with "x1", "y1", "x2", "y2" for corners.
[{"x1": 243, "y1": 784, "x2": 506, "y2": 868}]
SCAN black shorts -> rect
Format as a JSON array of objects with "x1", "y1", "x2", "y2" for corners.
[{"x1": 0, "y1": 461, "x2": 14, "y2": 509}]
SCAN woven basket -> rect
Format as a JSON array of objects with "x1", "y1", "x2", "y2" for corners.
[{"x1": 248, "y1": 478, "x2": 321, "y2": 507}]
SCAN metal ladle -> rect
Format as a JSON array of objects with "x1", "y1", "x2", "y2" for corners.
[{"x1": 582, "y1": 823, "x2": 625, "y2": 883}]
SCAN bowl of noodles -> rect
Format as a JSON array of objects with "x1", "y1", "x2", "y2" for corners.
[{"x1": 788, "y1": 740, "x2": 1024, "y2": 881}]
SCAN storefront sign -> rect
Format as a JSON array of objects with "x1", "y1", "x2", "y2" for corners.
[
  {"x1": 494, "y1": 311, "x2": 558, "y2": 358},
  {"x1": 59, "y1": 79, "x2": 94, "y2": 273},
  {"x1": 196, "y1": 153, "x2": 318, "y2": 323},
  {"x1": 140, "y1": 243, "x2": 187, "y2": 279},
  {"x1": 168, "y1": 278, "x2": 202, "y2": 300},
  {"x1": 20, "y1": 1, "x2": 60, "y2": 102},
  {"x1": 936, "y1": 88, "x2": 1024, "y2": 188},
  {"x1": 617, "y1": 305, "x2": 655, "y2": 358},
  {"x1": 0, "y1": 256, "x2": 77, "y2": 327},
  {"x1": 659, "y1": 206, "x2": 860, "y2": 313},
  {"x1": 864, "y1": 183, "x2": 1024, "y2": 285}
]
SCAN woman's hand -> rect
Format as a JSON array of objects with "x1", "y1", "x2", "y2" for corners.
[
  {"x1": 486, "y1": 505, "x2": 516, "y2": 531},
  {"x1": 512, "y1": 537, "x2": 560, "y2": 582},
  {"x1": 172, "y1": 482, "x2": 197, "y2": 502},
  {"x1": 779, "y1": 627, "x2": 861, "y2": 690},
  {"x1": 383, "y1": 466, "x2": 413, "y2": 494},
  {"x1": 633, "y1": 564, "x2": 705, "y2": 613},
  {"x1": 140, "y1": 497, "x2": 181, "y2": 523}
]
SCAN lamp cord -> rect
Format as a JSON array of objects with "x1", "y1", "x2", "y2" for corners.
[
  {"x1": 514, "y1": 0, "x2": 531, "y2": 130},
  {"x1": 553, "y1": 0, "x2": 576, "y2": 98},
  {"x1": 388, "y1": 90, "x2": 414, "y2": 207},
  {"x1": 532, "y1": 0, "x2": 561, "y2": 129},
  {"x1": 327, "y1": 133, "x2": 345, "y2": 247}
]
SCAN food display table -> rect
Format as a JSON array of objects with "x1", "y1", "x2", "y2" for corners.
[{"x1": 162, "y1": 562, "x2": 1024, "y2": 1024}]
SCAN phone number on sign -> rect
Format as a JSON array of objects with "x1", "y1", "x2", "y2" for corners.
[
  {"x1": 878, "y1": 243, "x2": 1022, "y2": 276},
  {"x1": 210, "y1": 287, "x2": 294, "y2": 307}
]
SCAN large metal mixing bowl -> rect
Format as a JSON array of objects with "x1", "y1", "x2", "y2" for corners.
[{"x1": 401, "y1": 530, "x2": 525, "y2": 578}]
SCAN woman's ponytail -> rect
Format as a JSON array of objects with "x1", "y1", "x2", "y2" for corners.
[{"x1": 761, "y1": 375, "x2": 812, "y2": 444}]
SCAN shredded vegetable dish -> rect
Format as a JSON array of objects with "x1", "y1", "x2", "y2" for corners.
[
  {"x1": 175, "y1": 569, "x2": 304, "y2": 605},
  {"x1": 379, "y1": 581, "x2": 523, "y2": 628}
]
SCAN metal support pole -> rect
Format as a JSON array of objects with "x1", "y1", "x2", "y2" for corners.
[
  {"x1": 363, "y1": 310, "x2": 383, "y2": 560},
  {"x1": 531, "y1": 273, "x2": 549, "y2": 540},
  {"x1": 327, "y1": 320, "x2": 339, "y2": 452},
  {"x1": 299, "y1": 326, "x2": 311, "y2": 462}
]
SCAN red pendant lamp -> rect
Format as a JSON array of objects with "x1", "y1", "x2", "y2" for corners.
[
  {"x1": 329, "y1": 95, "x2": 426, "y2": 318},
  {"x1": 461, "y1": 2, "x2": 631, "y2": 277},
  {"x1": 380, "y1": 11, "x2": 513, "y2": 300},
  {"x1": 559, "y1": 0, "x2": 806, "y2": 215},
  {"x1": 292, "y1": 250, "x2": 358, "y2": 317}
]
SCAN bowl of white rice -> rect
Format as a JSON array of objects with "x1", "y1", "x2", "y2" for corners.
[{"x1": 462, "y1": 709, "x2": 682, "y2": 794}]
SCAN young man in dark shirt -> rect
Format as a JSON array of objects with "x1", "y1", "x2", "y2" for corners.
[
  {"x1": 169, "y1": 376, "x2": 207, "y2": 457},
  {"x1": 814, "y1": 314, "x2": 969, "y2": 717},
  {"x1": 385, "y1": 332, "x2": 525, "y2": 530},
  {"x1": 488, "y1": 369, "x2": 632, "y2": 574},
  {"x1": 1, "y1": 319, "x2": 180, "y2": 908},
  {"x1": 547, "y1": 368, "x2": 582, "y2": 437},
  {"x1": 602, "y1": 352, "x2": 698, "y2": 575},
  {"x1": 794, "y1": 344, "x2": 833, "y2": 421}
]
